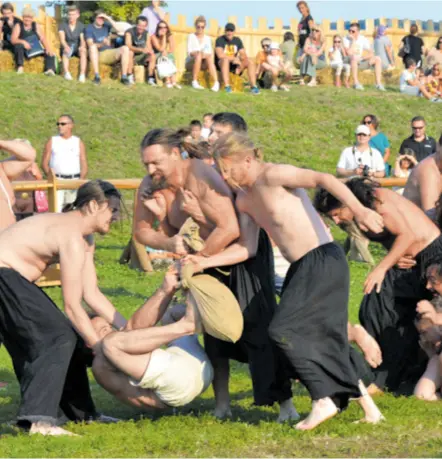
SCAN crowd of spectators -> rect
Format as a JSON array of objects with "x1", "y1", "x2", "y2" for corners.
[{"x1": 0, "y1": 1, "x2": 442, "y2": 96}]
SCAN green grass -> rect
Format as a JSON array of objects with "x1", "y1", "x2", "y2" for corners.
[{"x1": 0, "y1": 72, "x2": 441, "y2": 457}]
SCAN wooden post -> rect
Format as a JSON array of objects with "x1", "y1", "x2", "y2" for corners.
[{"x1": 47, "y1": 169, "x2": 58, "y2": 213}]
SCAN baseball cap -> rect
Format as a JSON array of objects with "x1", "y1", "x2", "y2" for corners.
[
  {"x1": 355, "y1": 125, "x2": 371, "y2": 136},
  {"x1": 270, "y1": 42, "x2": 280, "y2": 50},
  {"x1": 225, "y1": 22, "x2": 236, "y2": 32}
]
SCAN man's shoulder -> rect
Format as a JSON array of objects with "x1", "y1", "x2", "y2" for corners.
[
  {"x1": 215, "y1": 35, "x2": 225, "y2": 46},
  {"x1": 340, "y1": 146, "x2": 353, "y2": 155}
]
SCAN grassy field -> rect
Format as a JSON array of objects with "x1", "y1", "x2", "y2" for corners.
[{"x1": 0, "y1": 72, "x2": 441, "y2": 457}]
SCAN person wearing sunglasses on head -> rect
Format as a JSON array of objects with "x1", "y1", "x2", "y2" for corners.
[
  {"x1": 328, "y1": 34, "x2": 350, "y2": 87},
  {"x1": 343, "y1": 22, "x2": 386, "y2": 91},
  {"x1": 41, "y1": 115, "x2": 88, "y2": 212}
]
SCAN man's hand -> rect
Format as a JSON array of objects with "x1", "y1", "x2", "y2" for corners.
[
  {"x1": 180, "y1": 188, "x2": 203, "y2": 221},
  {"x1": 161, "y1": 265, "x2": 180, "y2": 293},
  {"x1": 355, "y1": 325, "x2": 383, "y2": 368},
  {"x1": 166, "y1": 235, "x2": 188, "y2": 256},
  {"x1": 102, "y1": 37, "x2": 111, "y2": 47},
  {"x1": 354, "y1": 207, "x2": 384, "y2": 233},
  {"x1": 416, "y1": 300, "x2": 437, "y2": 323},
  {"x1": 355, "y1": 165, "x2": 364, "y2": 176},
  {"x1": 396, "y1": 255, "x2": 416, "y2": 270},
  {"x1": 63, "y1": 45, "x2": 72, "y2": 56},
  {"x1": 364, "y1": 266, "x2": 387, "y2": 294},
  {"x1": 23, "y1": 41, "x2": 31, "y2": 50},
  {"x1": 142, "y1": 191, "x2": 167, "y2": 222},
  {"x1": 181, "y1": 255, "x2": 205, "y2": 275},
  {"x1": 46, "y1": 49, "x2": 55, "y2": 57}
]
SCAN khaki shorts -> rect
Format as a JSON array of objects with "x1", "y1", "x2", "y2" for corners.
[
  {"x1": 358, "y1": 59, "x2": 373, "y2": 70},
  {"x1": 99, "y1": 48, "x2": 121, "y2": 65}
]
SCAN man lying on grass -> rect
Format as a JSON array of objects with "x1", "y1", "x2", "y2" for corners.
[
  {"x1": 315, "y1": 177, "x2": 442, "y2": 395},
  {"x1": 92, "y1": 266, "x2": 213, "y2": 410}
]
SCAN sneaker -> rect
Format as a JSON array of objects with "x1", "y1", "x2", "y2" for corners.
[
  {"x1": 192, "y1": 80, "x2": 204, "y2": 90},
  {"x1": 78, "y1": 74, "x2": 86, "y2": 83},
  {"x1": 225, "y1": 85, "x2": 233, "y2": 94},
  {"x1": 431, "y1": 97, "x2": 442, "y2": 103},
  {"x1": 173, "y1": 83, "x2": 182, "y2": 89},
  {"x1": 307, "y1": 79, "x2": 317, "y2": 87},
  {"x1": 251, "y1": 86, "x2": 260, "y2": 95},
  {"x1": 354, "y1": 83, "x2": 364, "y2": 91},
  {"x1": 375, "y1": 84, "x2": 386, "y2": 92},
  {"x1": 211, "y1": 81, "x2": 220, "y2": 92},
  {"x1": 279, "y1": 84, "x2": 290, "y2": 92},
  {"x1": 121, "y1": 76, "x2": 131, "y2": 86},
  {"x1": 166, "y1": 83, "x2": 173, "y2": 89},
  {"x1": 93, "y1": 75, "x2": 101, "y2": 85},
  {"x1": 44, "y1": 69, "x2": 55, "y2": 77},
  {"x1": 64, "y1": 72, "x2": 73, "y2": 81},
  {"x1": 17, "y1": 67, "x2": 24, "y2": 74},
  {"x1": 147, "y1": 77, "x2": 157, "y2": 86},
  {"x1": 271, "y1": 84, "x2": 278, "y2": 92},
  {"x1": 128, "y1": 74, "x2": 135, "y2": 85}
]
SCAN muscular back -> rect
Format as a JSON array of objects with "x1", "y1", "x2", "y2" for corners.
[
  {"x1": 0, "y1": 164, "x2": 16, "y2": 231},
  {"x1": 0, "y1": 213, "x2": 90, "y2": 282}
]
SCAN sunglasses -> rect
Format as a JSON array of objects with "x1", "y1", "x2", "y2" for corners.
[
  {"x1": 334, "y1": 40, "x2": 341, "y2": 43},
  {"x1": 364, "y1": 120, "x2": 372, "y2": 125},
  {"x1": 196, "y1": 25, "x2": 205, "y2": 29},
  {"x1": 412, "y1": 125, "x2": 425, "y2": 130},
  {"x1": 262, "y1": 44, "x2": 270, "y2": 48},
  {"x1": 158, "y1": 25, "x2": 168, "y2": 29},
  {"x1": 312, "y1": 29, "x2": 320, "y2": 32},
  {"x1": 56, "y1": 122, "x2": 70, "y2": 126},
  {"x1": 349, "y1": 29, "x2": 357, "y2": 34},
  {"x1": 356, "y1": 133, "x2": 368, "y2": 137}
]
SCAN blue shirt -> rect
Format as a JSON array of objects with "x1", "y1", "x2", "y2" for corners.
[
  {"x1": 84, "y1": 23, "x2": 112, "y2": 51},
  {"x1": 369, "y1": 132, "x2": 390, "y2": 157}
]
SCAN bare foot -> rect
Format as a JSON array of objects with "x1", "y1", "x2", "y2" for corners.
[
  {"x1": 295, "y1": 397, "x2": 338, "y2": 431},
  {"x1": 213, "y1": 405, "x2": 232, "y2": 420},
  {"x1": 277, "y1": 398, "x2": 300, "y2": 423},
  {"x1": 30, "y1": 422, "x2": 79, "y2": 436},
  {"x1": 357, "y1": 327, "x2": 382, "y2": 368},
  {"x1": 357, "y1": 380, "x2": 385, "y2": 424}
]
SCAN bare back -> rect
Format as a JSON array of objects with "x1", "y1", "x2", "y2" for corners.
[
  {"x1": 0, "y1": 164, "x2": 16, "y2": 231},
  {"x1": 237, "y1": 164, "x2": 332, "y2": 263},
  {"x1": 0, "y1": 213, "x2": 90, "y2": 282}
]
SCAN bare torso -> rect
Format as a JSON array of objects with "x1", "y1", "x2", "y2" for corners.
[
  {"x1": 0, "y1": 165, "x2": 16, "y2": 231},
  {"x1": 238, "y1": 164, "x2": 332, "y2": 263},
  {"x1": 0, "y1": 213, "x2": 89, "y2": 282}
]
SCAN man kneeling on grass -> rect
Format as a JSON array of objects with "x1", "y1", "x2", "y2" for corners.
[{"x1": 92, "y1": 267, "x2": 213, "y2": 410}]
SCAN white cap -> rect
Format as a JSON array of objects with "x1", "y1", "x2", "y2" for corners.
[
  {"x1": 270, "y1": 42, "x2": 280, "y2": 50},
  {"x1": 355, "y1": 125, "x2": 370, "y2": 136}
]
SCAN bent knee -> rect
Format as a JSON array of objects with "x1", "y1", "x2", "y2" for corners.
[{"x1": 101, "y1": 331, "x2": 121, "y2": 358}]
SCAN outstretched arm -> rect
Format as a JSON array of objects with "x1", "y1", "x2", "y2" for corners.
[
  {"x1": 0, "y1": 139, "x2": 37, "y2": 179},
  {"x1": 266, "y1": 164, "x2": 384, "y2": 233}
]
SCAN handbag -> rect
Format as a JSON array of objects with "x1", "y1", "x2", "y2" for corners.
[
  {"x1": 25, "y1": 33, "x2": 44, "y2": 58},
  {"x1": 34, "y1": 190, "x2": 49, "y2": 213},
  {"x1": 156, "y1": 55, "x2": 177, "y2": 79},
  {"x1": 398, "y1": 36, "x2": 410, "y2": 58}
]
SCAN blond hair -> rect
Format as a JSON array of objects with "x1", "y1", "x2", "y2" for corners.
[
  {"x1": 194, "y1": 15, "x2": 206, "y2": 27},
  {"x1": 22, "y1": 7, "x2": 35, "y2": 17}
]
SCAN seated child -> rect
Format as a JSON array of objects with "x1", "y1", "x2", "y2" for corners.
[
  {"x1": 201, "y1": 113, "x2": 213, "y2": 140},
  {"x1": 393, "y1": 149, "x2": 418, "y2": 194},
  {"x1": 262, "y1": 42, "x2": 292, "y2": 92}
]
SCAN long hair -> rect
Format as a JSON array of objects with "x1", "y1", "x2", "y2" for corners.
[
  {"x1": 155, "y1": 20, "x2": 171, "y2": 39},
  {"x1": 62, "y1": 180, "x2": 121, "y2": 213},
  {"x1": 362, "y1": 114, "x2": 379, "y2": 130},
  {"x1": 296, "y1": 1, "x2": 310, "y2": 15}
]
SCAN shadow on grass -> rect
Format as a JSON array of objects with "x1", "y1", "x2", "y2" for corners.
[{"x1": 100, "y1": 287, "x2": 147, "y2": 300}]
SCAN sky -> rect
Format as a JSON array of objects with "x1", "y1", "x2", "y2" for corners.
[{"x1": 15, "y1": 1, "x2": 442, "y2": 28}]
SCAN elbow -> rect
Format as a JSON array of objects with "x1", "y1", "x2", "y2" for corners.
[{"x1": 224, "y1": 223, "x2": 241, "y2": 245}]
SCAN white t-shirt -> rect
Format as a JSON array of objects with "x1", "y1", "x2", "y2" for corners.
[
  {"x1": 400, "y1": 69, "x2": 416, "y2": 90},
  {"x1": 49, "y1": 135, "x2": 81, "y2": 176},
  {"x1": 187, "y1": 33, "x2": 213, "y2": 56},
  {"x1": 343, "y1": 34, "x2": 371, "y2": 58},
  {"x1": 337, "y1": 145, "x2": 385, "y2": 172},
  {"x1": 329, "y1": 47, "x2": 344, "y2": 65}
]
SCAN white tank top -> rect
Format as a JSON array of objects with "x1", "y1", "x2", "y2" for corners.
[{"x1": 49, "y1": 135, "x2": 81, "y2": 176}]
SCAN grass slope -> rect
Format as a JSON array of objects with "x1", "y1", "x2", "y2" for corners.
[{"x1": 0, "y1": 73, "x2": 441, "y2": 457}]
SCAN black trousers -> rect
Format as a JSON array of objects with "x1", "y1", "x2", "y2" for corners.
[
  {"x1": 204, "y1": 230, "x2": 293, "y2": 406},
  {"x1": 13, "y1": 44, "x2": 56, "y2": 72},
  {"x1": 0, "y1": 268, "x2": 96, "y2": 426},
  {"x1": 269, "y1": 243, "x2": 361, "y2": 410}
]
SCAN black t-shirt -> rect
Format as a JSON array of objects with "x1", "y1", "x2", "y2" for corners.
[
  {"x1": 18, "y1": 21, "x2": 37, "y2": 41},
  {"x1": 58, "y1": 21, "x2": 85, "y2": 46},
  {"x1": 125, "y1": 26, "x2": 148, "y2": 52},
  {"x1": 399, "y1": 135, "x2": 437, "y2": 162},
  {"x1": 1, "y1": 16, "x2": 22, "y2": 44},
  {"x1": 401, "y1": 35, "x2": 424, "y2": 65},
  {"x1": 298, "y1": 14, "x2": 313, "y2": 48},
  {"x1": 215, "y1": 35, "x2": 244, "y2": 64}
]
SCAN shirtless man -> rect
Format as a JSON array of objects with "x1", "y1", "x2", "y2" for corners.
[
  {"x1": 92, "y1": 268, "x2": 213, "y2": 410},
  {"x1": 0, "y1": 138, "x2": 37, "y2": 230},
  {"x1": 183, "y1": 132, "x2": 385, "y2": 430},
  {"x1": 403, "y1": 136, "x2": 442, "y2": 220},
  {"x1": 0, "y1": 180, "x2": 126, "y2": 436},
  {"x1": 134, "y1": 127, "x2": 296, "y2": 422},
  {"x1": 315, "y1": 177, "x2": 442, "y2": 394}
]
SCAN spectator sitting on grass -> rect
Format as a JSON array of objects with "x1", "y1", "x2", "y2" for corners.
[
  {"x1": 343, "y1": 22, "x2": 386, "y2": 91},
  {"x1": 58, "y1": 5, "x2": 86, "y2": 83},
  {"x1": 425, "y1": 37, "x2": 442, "y2": 75},
  {"x1": 215, "y1": 22, "x2": 260, "y2": 95},
  {"x1": 424, "y1": 64, "x2": 442, "y2": 101},
  {"x1": 255, "y1": 37, "x2": 271, "y2": 84},
  {"x1": 85, "y1": 10, "x2": 131, "y2": 85},
  {"x1": 190, "y1": 120, "x2": 203, "y2": 143},
  {"x1": 201, "y1": 113, "x2": 213, "y2": 140},
  {"x1": 399, "y1": 58, "x2": 435, "y2": 101},
  {"x1": 328, "y1": 34, "x2": 350, "y2": 88},
  {"x1": 151, "y1": 20, "x2": 181, "y2": 89},
  {"x1": 362, "y1": 114, "x2": 391, "y2": 165},
  {"x1": 280, "y1": 32, "x2": 296, "y2": 70},
  {"x1": 125, "y1": 15, "x2": 156, "y2": 86},
  {"x1": 186, "y1": 16, "x2": 219, "y2": 92},
  {"x1": 10, "y1": 7, "x2": 56, "y2": 75},
  {"x1": 393, "y1": 149, "x2": 417, "y2": 195},
  {"x1": 265, "y1": 42, "x2": 291, "y2": 92},
  {"x1": 399, "y1": 23, "x2": 425, "y2": 68},
  {"x1": 299, "y1": 25, "x2": 326, "y2": 87},
  {"x1": 0, "y1": 3, "x2": 21, "y2": 55},
  {"x1": 373, "y1": 25, "x2": 395, "y2": 71}
]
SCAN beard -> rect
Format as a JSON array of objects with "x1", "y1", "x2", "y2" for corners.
[{"x1": 150, "y1": 175, "x2": 168, "y2": 191}]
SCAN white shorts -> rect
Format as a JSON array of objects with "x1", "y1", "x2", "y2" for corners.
[{"x1": 130, "y1": 335, "x2": 213, "y2": 407}]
